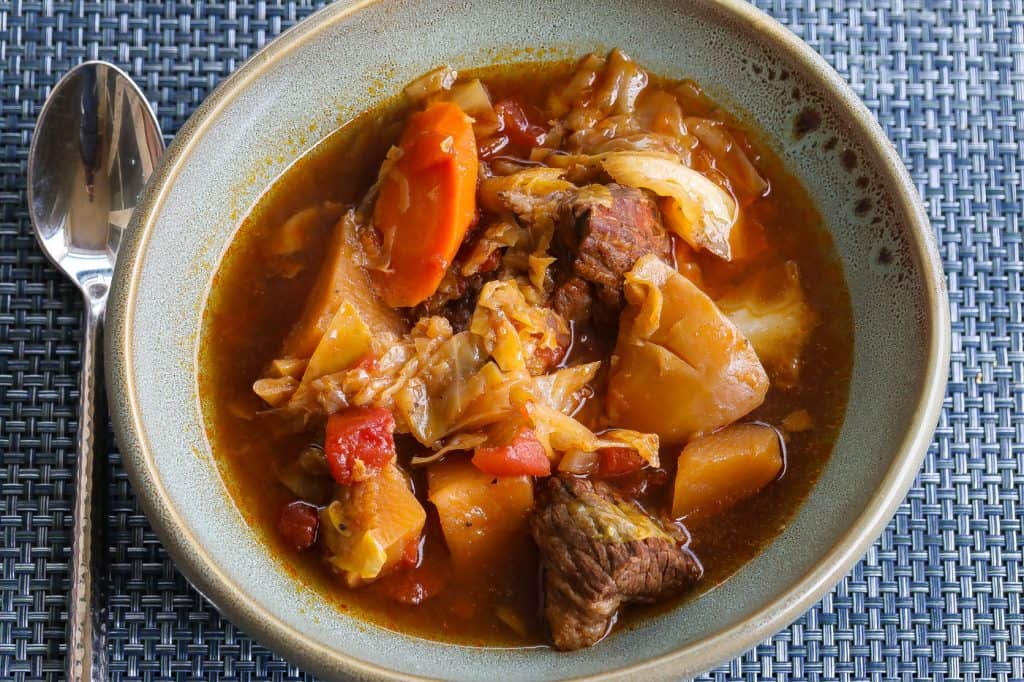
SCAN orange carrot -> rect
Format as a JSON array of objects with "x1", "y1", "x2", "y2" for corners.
[{"x1": 372, "y1": 101, "x2": 478, "y2": 307}]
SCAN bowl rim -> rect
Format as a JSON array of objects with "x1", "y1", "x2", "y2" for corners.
[{"x1": 106, "y1": 0, "x2": 951, "y2": 679}]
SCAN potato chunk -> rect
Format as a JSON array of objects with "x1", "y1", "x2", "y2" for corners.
[
  {"x1": 320, "y1": 462, "x2": 426, "y2": 587},
  {"x1": 280, "y1": 211, "x2": 404, "y2": 358},
  {"x1": 428, "y1": 458, "x2": 534, "y2": 571},
  {"x1": 606, "y1": 255, "x2": 769, "y2": 443},
  {"x1": 672, "y1": 423, "x2": 783, "y2": 520}
]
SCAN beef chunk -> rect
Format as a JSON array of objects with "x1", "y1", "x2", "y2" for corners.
[
  {"x1": 412, "y1": 272, "x2": 487, "y2": 332},
  {"x1": 551, "y1": 275, "x2": 594, "y2": 324},
  {"x1": 530, "y1": 476, "x2": 702, "y2": 650},
  {"x1": 569, "y1": 184, "x2": 672, "y2": 310}
]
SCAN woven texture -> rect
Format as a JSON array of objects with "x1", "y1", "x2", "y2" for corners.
[{"x1": 0, "y1": 0, "x2": 1021, "y2": 680}]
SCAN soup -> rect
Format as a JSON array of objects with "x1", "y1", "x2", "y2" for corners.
[{"x1": 199, "y1": 51, "x2": 853, "y2": 649}]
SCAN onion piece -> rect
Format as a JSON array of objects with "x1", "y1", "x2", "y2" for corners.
[
  {"x1": 404, "y1": 65, "x2": 458, "y2": 102},
  {"x1": 688, "y1": 118, "x2": 768, "y2": 200},
  {"x1": 410, "y1": 432, "x2": 488, "y2": 466},
  {"x1": 447, "y1": 79, "x2": 499, "y2": 137},
  {"x1": 558, "y1": 449, "x2": 600, "y2": 475}
]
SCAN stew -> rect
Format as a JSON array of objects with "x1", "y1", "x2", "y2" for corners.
[{"x1": 200, "y1": 51, "x2": 853, "y2": 649}]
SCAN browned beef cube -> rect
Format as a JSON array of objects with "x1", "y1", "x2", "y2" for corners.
[
  {"x1": 530, "y1": 476, "x2": 702, "y2": 650},
  {"x1": 570, "y1": 184, "x2": 672, "y2": 309}
]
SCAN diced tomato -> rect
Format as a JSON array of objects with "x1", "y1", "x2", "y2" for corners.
[
  {"x1": 324, "y1": 407, "x2": 396, "y2": 485},
  {"x1": 278, "y1": 501, "x2": 319, "y2": 551},
  {"x1": 472, "y1": 428, "x2": 551, "y2": 477},
  {"x1": 599, "y1": 447, "x2": 646, "y2": 477},
  {"x1": 478, "y1": 248, "x2": 503, "y2": 273},
  {"x1": 376, "y1": 545, "x2": 447, "y2": 606},
  {"x1": 478, "y1": 135, "x2": 510, "y2": 159},
  {"x1": 534, "y1": 342, "x2": 568, "y2": 372},
  {"x1": 494, "y1": 99, "x2": 547, "y2": 149}
]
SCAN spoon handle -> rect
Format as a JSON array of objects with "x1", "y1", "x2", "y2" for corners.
[{"x1": 67, "y1": 302, "x2": 108, "y2": 682}]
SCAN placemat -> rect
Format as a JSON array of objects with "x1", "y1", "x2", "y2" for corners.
[{"x1": 0, "y1": 1, "x2": 1021, "y2": 680}]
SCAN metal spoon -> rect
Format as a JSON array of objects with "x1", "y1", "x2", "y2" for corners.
[{"x1": 27, "y1": 61, "x2": 164, "y2": 682}]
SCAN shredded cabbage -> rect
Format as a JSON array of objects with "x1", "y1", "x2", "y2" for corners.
[
  {"x1": 716, "y1": 261, "x2": 816, "y2": 387},
  {"x1": 533, "y1": 362, "x2": 600, "y2": 414},
  {"x1": 469, "y1": 280, "x2": 568, "y2": 376},
  {"x1": 279, "y1": 282, "x2": 657, "y2": 468}
]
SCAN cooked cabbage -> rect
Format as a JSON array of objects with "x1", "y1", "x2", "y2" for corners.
[
  {"x1": 478, "y1": 167, "x2": 575, "y2": 224},
  {"x1": 688, "y1": 119, "x2": 768, "y2": 200},
  {"x1": 253, "y1": 376, "x2": 299, "y2": 407},
  {"x1": 410, "y1": 432, "x2": 489, "y2": 466},
  {"x1": 459, "y1": 219, "x2": 523, "y2": 277},
  {"x1": 526, "y1": 401, "x2": 659, "y2": 467},
  {"x1": 445, "y1": 78, "x2": 499, "y2": 137},
  {"x1": 716, "y1": 261, "x2": 816, "y2": 386},
  {"x1": 274, "y1": 267, "x2": 660, "y2": 469},
  {"x1": 275, "y1": 445, "x2": 334, "y2": 505},
  {"x1": 533, "y1": 362, "x2": 600, "y2": 414},
  {"x1": 469, "y1": 279, "x2": 568, "y2": 375}
]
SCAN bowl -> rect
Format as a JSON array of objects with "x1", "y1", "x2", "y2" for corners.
[{"x1": 106, "y1": 0, "x2": 950, "y2": 679}]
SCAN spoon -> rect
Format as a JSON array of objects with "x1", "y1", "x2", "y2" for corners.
[{"x1": 27, "y1": 61, "x2": 164, "y2": 682}]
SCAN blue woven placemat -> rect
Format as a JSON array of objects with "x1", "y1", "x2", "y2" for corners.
[{"x1": 0, "y1": 1, "x2": 1021, "y2": 680}]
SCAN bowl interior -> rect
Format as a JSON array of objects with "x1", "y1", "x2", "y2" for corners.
[{"x1": 108, "y1": 0, "x2": 946, "y2": 680}]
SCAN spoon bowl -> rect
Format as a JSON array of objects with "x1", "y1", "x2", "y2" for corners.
[
  {"x1": 29, "y1": 61, "x2": 163, "y2": 310},
  {"x1": 27, "y1": 60, "x2": 163, "y2": 681}
]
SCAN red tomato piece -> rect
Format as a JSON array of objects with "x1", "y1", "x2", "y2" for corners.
[
  {"x1": 599, "y1": 447, "x2": 646, "y2": 477},
  {"x1": 472, "y1": 428, "x2": 551, "y2": 477},
  {"x1": 477, "y1": 135, "x2": 510, "y2": 159},
  {"x1": 494, "y1": 99, "x2": 547, "y2": 148},
  {"x1": 376, "y1": 542, "x2": 447, "y2": 606},
  {"x1": 324, "y1": 407, "x2": 396, "y2": 485},
  {"x1": 278, "y1": 501, "x2": 319, "y2": 551}
]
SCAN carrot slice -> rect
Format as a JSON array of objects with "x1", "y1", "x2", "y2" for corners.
[{"x1": 372, "y1": 101, "x2": 478, "y2": 307}]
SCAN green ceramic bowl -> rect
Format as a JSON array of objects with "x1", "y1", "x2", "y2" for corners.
[{"x1": 106, "y1": 0, "x2": 950, "y2": 679}]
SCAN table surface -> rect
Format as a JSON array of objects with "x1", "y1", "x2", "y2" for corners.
[{"x1": 0, "y1": 1, "x2": 1021, "y2": 680}]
